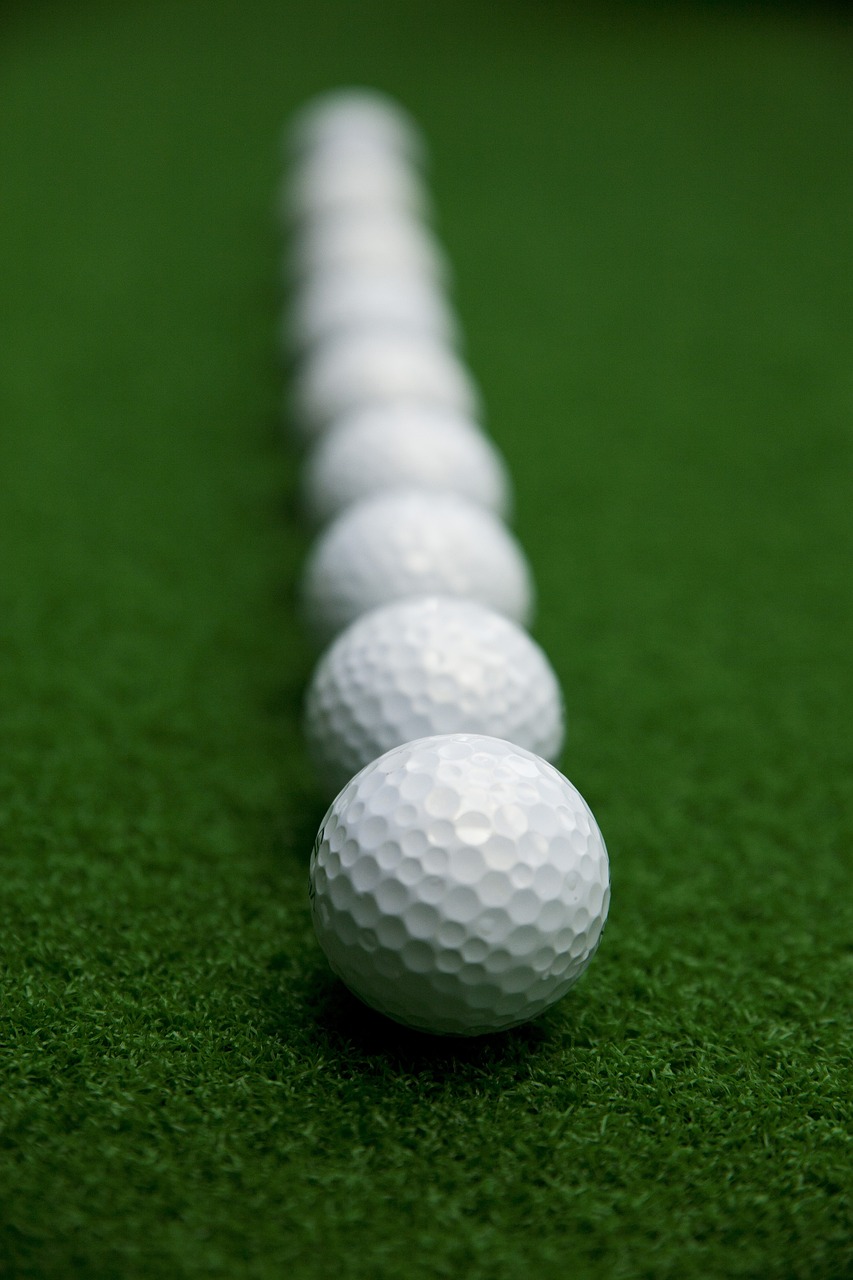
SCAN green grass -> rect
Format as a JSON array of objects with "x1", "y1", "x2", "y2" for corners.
[{"x1": 0, "y1": 1, "x2": 851, "y2": 1276}]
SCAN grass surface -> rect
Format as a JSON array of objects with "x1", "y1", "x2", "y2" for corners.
[{"x1": 1, "y1": 1, "x2": 851, "y2": 1277}]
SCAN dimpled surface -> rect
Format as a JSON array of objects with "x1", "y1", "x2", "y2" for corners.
[
  {"x1": 300, "y1": 488, "x2": 534, "y2": 645},
  {"x1": 309, "y1": 734, "x2": 610, "y2": 1036},
  {"x1": 289, "y1": 332, "x2": 481, "y2": 441},
  {"x1": 305, "y1": 597, "x2": 564, "y2": 797},
  {"x1": 285, "y1": 270, "x2": 459, "y2": 356},
  {"x1": 300, "y1": 404, "x2": 509, "y2": 525}
]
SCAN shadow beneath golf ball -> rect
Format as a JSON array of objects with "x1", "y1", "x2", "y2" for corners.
[{"x1": 299, "y1": 966, "x2": 557, "y2": 1076}]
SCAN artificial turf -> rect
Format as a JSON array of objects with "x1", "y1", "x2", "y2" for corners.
[{"x1": 1, "y1": 1, "x2": 851, "y2": 1276}]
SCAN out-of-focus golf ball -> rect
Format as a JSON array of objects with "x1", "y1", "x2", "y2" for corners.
[
  {"x1": 304, "y1": 596, "x2": 564, "y2": 797},
  {"x1": 299, "y1": 488, "x2": 534, "y2": 645},
  {"x1": 309, "y1": 733, "x2": 610, "y2": 1036},
  {"x1": 284, "y1": 270, "x2": 459, "y2": 357},
  {"x1": 289, "y1": 332, "x2": 481, "y2": 441},
  {"x1": 285, "y1": 88, "x2": 425, "y2": 167},
  {"x1": 287, "y1": 211, "x2": 450, "y2": 286},
  {"x1": 281, "y1": 147, "x2": 429, "y2": 225},
  {"x1": 300, "y1": 404, "x2": 509, "y2": 525}
]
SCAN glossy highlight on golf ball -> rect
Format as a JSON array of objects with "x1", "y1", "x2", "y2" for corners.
[{"x1": 309, "y1": 734, "x2": 610, "y2": 1036}]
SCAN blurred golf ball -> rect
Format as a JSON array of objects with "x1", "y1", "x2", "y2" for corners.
[
  {"x1": 299, "y1": 488, "x2": 534, "y2": 645},
  {"x1": 289, "y1": 331, "x2": 481, "y2": 441},
  {"x1": 281, "y1": 146, "x2": 429, "y2": 225},
  {"x1": 300, "y1": 403, "x2": 508, "y2": 525},
  {"x1": 287, "y1": 210, "x2": 450, "y2": 286},
  {"x1": 285, "y1": 88, "x2": 426, "y2": 167},
  {"x1": 284, "y1": 269, "x2": 459, "y2": 357}
]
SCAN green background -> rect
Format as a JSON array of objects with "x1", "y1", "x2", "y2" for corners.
[{"x1": 1, "y1": 2, "x2": 850, "y2": 1276}]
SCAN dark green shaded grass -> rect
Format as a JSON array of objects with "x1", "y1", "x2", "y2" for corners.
[{"x1": 0, "y1": 1, "x2": 851, "y2": 1276}]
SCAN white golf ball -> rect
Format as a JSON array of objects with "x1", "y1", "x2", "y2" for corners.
[
  {"x1": 285, "y1": 89, "x2": 425, "y2": 166},
  {"x1": 299, "y1": 488, "x2": 534, "y2": 645},
  {"x1": 289, "y1": 332, "x2": 481, "y2": 442},
  {"x1": 304, "y1": 596, "x2": 564, "y2": 797},
  {"x1": 300, "y1": 404, "x2": 509, "y2": 525},
  {"x1": 281, "y1": 147, "x2": 429, "y2": 225},
  {"x1": 284, "y1": 270, "x2": 459, "y2": 357},
  {"x1": 309, "y1": 733, "x2": 611, "y2": 1036},
  {"x1": 287, "y1": 211, "x2": 450, "y2": 286}
]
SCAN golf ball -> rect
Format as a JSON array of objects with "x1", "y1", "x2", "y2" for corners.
[
  {"x1": 300, "y1": 403, "x2": 509, "y2": 525},
  {"x1": 304, "y1": 596, "x2": 564, "y2": 797},
  {"x1": 309, "y1": 733, "x2": 610, "y2": 1036},
  {"x1": 285, "y1": 88, "x2": 425, "y2": 167},
  {"x1": 284, "y1": 269, "x2": 459, "y2": 357},
  {"x1": 299, "y1": 488, "x2": 534, "y2": 645},
  {"x1": 289, "y1": 332, "x2": 481, "y2": 442},
  {"x1": 287, "y1": 211, "x2": 450, "y2": 286},
  {"x1": 281, "y1": 147, "x2": 429, "y2": 225}
]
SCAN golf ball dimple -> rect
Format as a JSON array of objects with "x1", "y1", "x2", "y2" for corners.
[
  {"x1": 289, "y1": 332, "x2": 482, "y2": 442},
  {"x1": 300, "y1": 404, "x2": 510, "y2": 525},
  {"x1": 304, "y1": 596, "x2": 564, "y2": 796},
  {"x1": 309, "y1": 734, "x2": 610, "y2": 1036},
  {"x1": 299, "y1": 488, "x2": 534, "y2": 645}
]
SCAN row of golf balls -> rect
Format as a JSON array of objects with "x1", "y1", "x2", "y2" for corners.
[{"x1": 279, "y1": 89, "x2": 611, "y2": 1036}]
